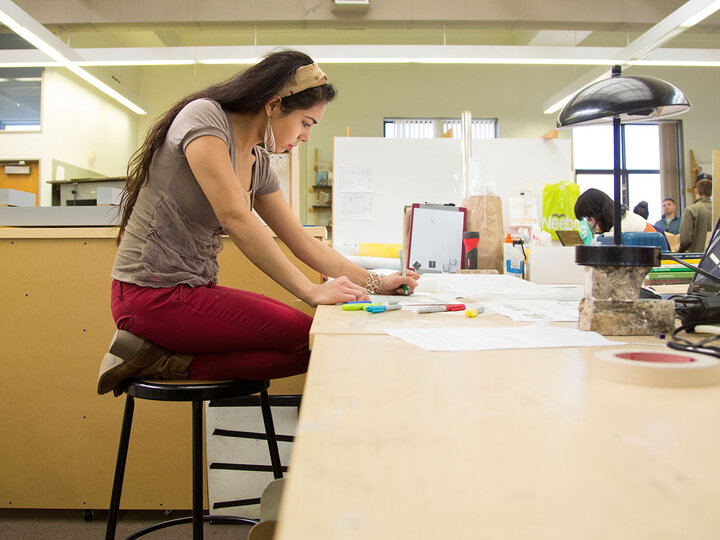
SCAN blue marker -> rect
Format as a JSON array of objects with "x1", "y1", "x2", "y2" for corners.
[{"x1": 366, "y1": 303, "x2": 402, "y2": 314}]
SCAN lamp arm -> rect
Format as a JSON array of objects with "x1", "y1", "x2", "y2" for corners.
[{"x1": 613, "y1": 116, "x2": 622, "y2": 245}]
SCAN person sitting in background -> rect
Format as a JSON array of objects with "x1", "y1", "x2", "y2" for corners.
[
  {"x1": 679, "y1": 177, "x2": 713, "y2": 253},
  {"x1": 633, "y1": 201, "x2": 649, "y2": 220},
  {"x1": 574, "y1": 188, "x2": 657, "y2": 236},
  {"x1": 653, "y1": 198, "x2": 681, "y2": 235}
]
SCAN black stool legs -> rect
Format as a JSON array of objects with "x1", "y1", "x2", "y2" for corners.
[
  {"x1": 192, "y1": 400, "x2": 204, "y2": 538},
  {"x1": 260, "y1": 390, "x2": 284, "y2": 480},
  {"x1": 105, "y1": 382, "x2": 280, "y2": 540},
  {"x1": 106, "y1": 395, "x2": 135, "y2": 540}
]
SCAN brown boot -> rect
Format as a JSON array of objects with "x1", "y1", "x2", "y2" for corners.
[{"x1": 97, "y1": 330, "x2": 193, "y2": 396}]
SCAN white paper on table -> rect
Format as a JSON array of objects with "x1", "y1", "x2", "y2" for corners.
[
  {"x1": 369, "y1": 293, "x2": 458, "y2": 305},
  {"x1": 385, "y1": 324, "x2": 621, "y2": 352},
  {"x1": 415, "y1": 273, "x2": 583, "y2": 302},
  {"x1": 483, "y1": 300, "x2": 580, "y2": 322}
]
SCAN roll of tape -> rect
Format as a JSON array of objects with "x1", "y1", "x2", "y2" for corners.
[{"x1": 591, "y1": 348, "x2": 720, "y2": 387}]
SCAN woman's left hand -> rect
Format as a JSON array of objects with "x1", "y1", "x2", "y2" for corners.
[{"x1": 380, "y1": 271, "x2": 420, "y2": 295}]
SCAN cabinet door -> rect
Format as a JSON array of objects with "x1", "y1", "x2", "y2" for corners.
[{"x1": 0, "y1": 160, "x2": 38, "y2": 205}]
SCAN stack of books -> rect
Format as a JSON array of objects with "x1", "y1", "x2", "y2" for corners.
[{"x1": 645, "y1": 253, "x2": 702, "y2": 285}]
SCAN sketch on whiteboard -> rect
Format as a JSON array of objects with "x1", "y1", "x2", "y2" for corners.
[
  {"x1": 339, "y1": 167, "x2": 373, "y2": 193},
  {"x1": 341, "y1": 193, "x2": 374, "y2": 220}
]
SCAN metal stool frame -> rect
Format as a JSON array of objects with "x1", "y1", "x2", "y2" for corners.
[{"x1": 105, "y1": 379, "x2": 283, "y2": 540}]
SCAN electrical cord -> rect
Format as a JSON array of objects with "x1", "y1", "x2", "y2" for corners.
[
  {"x1": 667, "y1": 315, "x2": 720, "y2": 358},
  {"x1": 671, "y1": 294, "x2": 720, "y2": 330}
]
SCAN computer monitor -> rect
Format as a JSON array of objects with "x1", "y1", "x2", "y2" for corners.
[{"x1": 686, "y1": 216, "x2": 720, "y2": 296}]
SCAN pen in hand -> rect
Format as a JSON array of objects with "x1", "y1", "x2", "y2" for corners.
[{"x1": 399, "y1": 250, "x2": 409, "y2": 296}]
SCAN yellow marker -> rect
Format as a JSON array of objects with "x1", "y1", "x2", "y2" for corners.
[{"x1": 465, "y1": 308, "x2": 478, "y2": 318}]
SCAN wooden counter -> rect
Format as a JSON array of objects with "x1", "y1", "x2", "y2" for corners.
[
  {"x1": 277, "y1": 332, "x2": 720, "y2": 539},
  {"x1": 0, "y1": 226, "x2": 325, "y2": 510}
]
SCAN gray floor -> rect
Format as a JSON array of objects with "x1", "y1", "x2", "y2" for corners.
[{"x1": 0, "y1": 509, "x2": 253, "y2": 539}]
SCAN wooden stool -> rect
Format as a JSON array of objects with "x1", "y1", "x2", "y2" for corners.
[{"x1": 105, "y1": 379, "x2": 283, "y2": 540}]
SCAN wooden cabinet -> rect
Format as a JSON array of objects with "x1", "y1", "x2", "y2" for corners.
[{"x1": 0, "y1": 227, "x2": 324, "y2": 510}]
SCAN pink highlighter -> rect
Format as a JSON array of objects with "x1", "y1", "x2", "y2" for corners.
[{"x1": 416, "y1": 304, "x2": 465, "y2": 314}]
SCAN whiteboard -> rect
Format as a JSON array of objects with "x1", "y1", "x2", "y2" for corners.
[
  {"x1": 408, "y1": 205, "x2": 466, "y2": 273},
  {"x1": 332, "y1": 137, "x2": 572, "y2": 250}
]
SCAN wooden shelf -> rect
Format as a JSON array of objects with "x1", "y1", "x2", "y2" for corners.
[
  {"x1": 312, "y1": 185, "x2": 333, "y2": 189},
  {"x1": 312, "y1": 205, "x2": 332, "y2": 209}
]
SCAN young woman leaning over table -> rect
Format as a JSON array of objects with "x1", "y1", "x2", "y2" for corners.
[
  {"x1": 97, "y1": 50, "x2": 419, "y2": 396},
  {"x1": 574, "y1": 188, "x2": 657, "y2": 236}
]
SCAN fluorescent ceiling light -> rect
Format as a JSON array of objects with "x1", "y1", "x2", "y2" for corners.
[
  {"x1": 0, "y1": 0, "x2": 146, "y2": 115},
  {"x1": 198, "y1": 58, "x2": 261, "y2": 65},
  {"x1": 314, "y1": 57, "x2": 413, "y2": 63},
  {"x1": 74, "y1": 59, "x2": 195, "y2": 67},
  {"x1": 1, "y1": 44, "x2": 719, "y2": 68},
  {"x1": 3, "y1": 42, "x2": 720, "y2": 69},
  {"x1": 66, "y1": 65, "x2": 146, "y2": 115},
  {"x1": 632, "y1": 59, "x2": 720, "y2": 66},
  {"x1": 413, "y1": 57, "x2": 617, "y2": 65}
]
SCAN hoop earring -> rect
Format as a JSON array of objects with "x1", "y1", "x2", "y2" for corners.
[{"x1": 264, "y1": 117, "x2": 276, "y2": 154}]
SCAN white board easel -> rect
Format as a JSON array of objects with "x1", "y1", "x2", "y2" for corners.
[{"x1": 332, "y1": 137, "x2": 572, "y2": 251}]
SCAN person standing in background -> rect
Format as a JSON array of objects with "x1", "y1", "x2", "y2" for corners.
[
  {"x1": 654, "y1": 198, "x2": 681, "y2": 235},
  {"x1": 679, "y1": 177, "x2": 713, "y2": 253}
]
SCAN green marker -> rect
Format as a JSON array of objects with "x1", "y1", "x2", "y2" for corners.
[{"x1": 399, "y1": 250, "x2": 409, "y2": 296}]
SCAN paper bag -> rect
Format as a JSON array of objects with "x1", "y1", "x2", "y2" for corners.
[
  {"x1": 403, "y1": 205, "x2": 412, "y2": 267},
  {"x1": 462, "y1": 195, "x2": 504, "y2": 273},
  {"x1": 665, "y1": 232, "x2": 679, "y2": 252}
]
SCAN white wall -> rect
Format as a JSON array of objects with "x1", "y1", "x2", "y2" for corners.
[{"x1": 0, "y1": 68, "x2": 139, "y2": 205}]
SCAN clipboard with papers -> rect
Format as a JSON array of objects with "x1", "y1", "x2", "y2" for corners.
[{"x1": 407, "y1": 203, "x2": 467, "y2": 273}]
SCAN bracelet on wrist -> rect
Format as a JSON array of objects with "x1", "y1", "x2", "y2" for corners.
[{"x1": 365, "y1": 271, "x2": 383, "y2": 294}]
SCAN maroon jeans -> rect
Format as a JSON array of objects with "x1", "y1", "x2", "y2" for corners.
[{"x1": 111, "y1": 280, "x2": 311, "y2": 380}]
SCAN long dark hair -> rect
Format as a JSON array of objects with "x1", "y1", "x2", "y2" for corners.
[
  {"x1": 574, "y1": 188, "x2": 626, "y2": 234},
  {"x1": 117, "y1": 49, "x2": 336, "y2": 243}
]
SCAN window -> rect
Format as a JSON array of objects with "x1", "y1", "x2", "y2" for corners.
[
  {"x1": 0, "y1": 68, "x2": 42, "y2": 132},
  {"x1": 384, "y1": 117, "x2": 497, "y2": 139},
  {"x1": 573, "y1": 123, "x2": 678, "y2": 224}
]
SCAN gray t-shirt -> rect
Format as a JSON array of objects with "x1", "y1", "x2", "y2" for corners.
[{"x1": 112, "y1": 98, "x2": 280, "y2": 287}]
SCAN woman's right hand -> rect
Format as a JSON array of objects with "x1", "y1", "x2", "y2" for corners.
[{"x1": 304, "y1": 276, "x2": 368, "y2": 307}]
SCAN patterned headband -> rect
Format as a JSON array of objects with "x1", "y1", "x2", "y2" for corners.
[{"x1": 278, "y1": 63, "x2": 329, "y2": 98}]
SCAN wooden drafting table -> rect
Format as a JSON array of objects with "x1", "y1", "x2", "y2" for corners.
[{"x1": 276, "y1": 305, "x2": 720, "y2": 539}]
